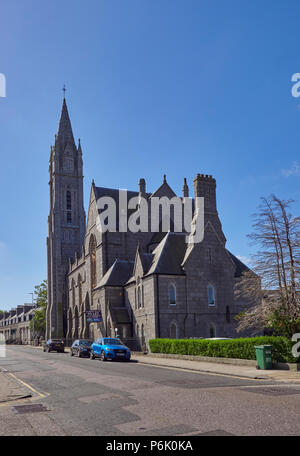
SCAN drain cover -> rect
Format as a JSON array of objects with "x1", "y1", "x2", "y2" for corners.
[
  {"x1": 241, "y1": 387, "x2": 300, "y2": 396},
  {"x1": 13, "y1": 404, "x2": 48, "y2": 414}
]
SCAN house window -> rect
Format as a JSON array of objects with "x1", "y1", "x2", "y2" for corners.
[
  {"x1": 169, "y1": 284, "x2": 176, "y2": 306},
  {"x1": 208, "y1": 284, "x2": 215, "y2": 306}
]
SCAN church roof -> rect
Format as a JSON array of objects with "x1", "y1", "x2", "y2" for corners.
[
  {"x1": 146, "y1": 232, "x2": 188, "y2": 276},
  {"x1": 226, "y1": 251, "x2": 250, "y2": 277},
  {"x1": 97, "y1": 259, "x2": 134, "y2": 288}
]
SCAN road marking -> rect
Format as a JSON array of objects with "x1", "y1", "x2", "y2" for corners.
[{"x1": 7, "y1": 372, "x2": 48, "y2": 399}]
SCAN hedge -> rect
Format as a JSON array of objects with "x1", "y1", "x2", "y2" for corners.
[{"x1": 149, "y1": 336, "x2": 299, "y2": 363}]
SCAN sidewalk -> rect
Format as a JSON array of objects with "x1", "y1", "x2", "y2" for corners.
[
  {"x1": 132, "y1": 352, "x2": 300, "y2": 382},
  {"x1": 0, "y1": 369, "x2": 32, "y2": 403}
]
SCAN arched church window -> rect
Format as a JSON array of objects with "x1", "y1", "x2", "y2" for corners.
[
  {"x1": 169, "y1": 284, "x2": 176, "y2": 306},
  {"x1": 90, "y1": 235, "x2": 97, "y2": 289},
  {"x1": 72, "y1": 279, "x2": 75, "y2": 308},
  {"x1": 208, "y1": 284, "x2": 215, "y2": 306},
  {"x1": 78, "y1": 275, "x2": 82, "y2": 306}
]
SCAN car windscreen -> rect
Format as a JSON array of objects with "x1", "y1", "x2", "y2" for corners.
[
  {"x1": 103, "y1": 338, "x2": 124, "y2": 346},
  {"x1": 51, "y1": 339, "x2": 63, "y2": 343},
  {"x1": 79, "y1": 340, "x2": 91, "y2": 346}
]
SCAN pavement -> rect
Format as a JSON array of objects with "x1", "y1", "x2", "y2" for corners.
[
  {"x1": 0, "y1": 369, "x2": 32, "y2": 403},
  {"x1": 132, "y1": 352, "x2": 300, "y2": 382}
]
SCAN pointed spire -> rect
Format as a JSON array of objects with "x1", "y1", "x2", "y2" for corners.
[
  {"x1": 182, "y1": 177, "x2": 189, "y2": 198},
  {"x1": 78, "y1": 138, "x2": 82, "y2": 154},
  {"x1": 57, "y1": 97, "x2": 75, "y2": 146},
  {"x1": 163, "y1": 174, "x2": 167, "y2": 184}
]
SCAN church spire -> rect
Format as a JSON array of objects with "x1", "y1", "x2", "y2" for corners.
[{"x1": 57, "y1": 97, "x2": 75, "y2": 146}]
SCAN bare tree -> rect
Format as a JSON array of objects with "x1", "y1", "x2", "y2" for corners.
[{"x1": 235, "y1": 195, "x2": 300, "y2": 337}]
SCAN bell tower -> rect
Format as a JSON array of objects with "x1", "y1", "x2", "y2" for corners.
[{"x1": 46, "y1": 97, "x2": 86, "y2": 339}]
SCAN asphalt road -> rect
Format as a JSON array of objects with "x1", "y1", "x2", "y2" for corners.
[{"x1": 1, "y1": 345, "x2": 300, "y2": 436}]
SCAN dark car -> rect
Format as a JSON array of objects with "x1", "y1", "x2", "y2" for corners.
[
  {"x1": 70, "y1": 339, "x2": 92, "y2": 358},
  {"x1": 90, "y1": 337, "x2": 131, "y2": 362},
  {"x1": 43, "y1": 339, "x2": 65, "y2": 353}
]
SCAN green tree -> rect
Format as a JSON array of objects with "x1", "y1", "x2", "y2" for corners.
[{"x1": 30, "y1": 280, "x2": 47, "y2": 337}]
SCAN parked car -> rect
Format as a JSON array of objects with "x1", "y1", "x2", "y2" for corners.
[
  {"x1": 70, "y1": 339, "x2": 92, "y2": 357},
  {"x1": 90, "y1": 337, "x2": 131, "y2": 362},
  {"x1": 43, "y1": 339, "x2": 65, "y2": 353}
]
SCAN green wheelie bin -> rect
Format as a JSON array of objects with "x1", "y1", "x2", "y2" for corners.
[{"x1": 254, "y1": 345, "x2": 273, "y2": 370}]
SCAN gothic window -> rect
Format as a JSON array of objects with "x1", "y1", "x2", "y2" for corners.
[
  {"x1": 141, "y1": 324, "x2": 145, "y2": 347},
  {"x1": 90, "y1": 235, "x2": 97, "y2": 289},
  {"x1": 63, "y1": 157, "x2": 74, "y2": 173},
  {"x1": 78, "y1": 275, "x2": 82, "y2": 306},
  {"x1": 138, "y1": 287, "x2": 141, "y2": 308},
  {"x1": 226, "y1": 306, "x2": 230, "y2": 323},
  {"x1": 137, "y1": 277, "x2": 142, "y2": 308},
  {"x1": 66, "y1": 191, "x2": 71, "y2": 210},
  {"x1": 67, "y1": 212, "x2": 72, "y2": 224},
  {"x1": 208, "y1": 284, "x2": 215, "y2": 306},
  {"x1": 170, "y1": 322, "x2": 178, "y2": 339},
  {"x1": 169, "y1": 284, "x2": 176, "y2": 306},
  {"x1": 72, "y1": 279, "x2": 75, "y2": 308}
]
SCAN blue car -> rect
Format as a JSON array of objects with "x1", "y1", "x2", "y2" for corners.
[{"x1": 90, "y1": 337, "x2": 131, "y2": 362}]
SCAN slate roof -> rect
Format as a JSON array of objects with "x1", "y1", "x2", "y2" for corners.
[
  {"x1": 97, "y1": 260, "x2": 134, "y2": 288},
  {"x1": 146, "y1": 232, "x2": 188, "y2": 276},
  {"x1": 227, "y1": 251, "x2": 249, "y2": 277}
]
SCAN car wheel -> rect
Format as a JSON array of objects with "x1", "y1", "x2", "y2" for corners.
[
  {"x1": 70, "y1": 349, "x2": 74, "y2": 356},
  {"x1": 90, "y1": 351, "x2": 95, "y2": 360},
  {"x1": 100, "y1": 350, "x2": 107, "y2": 362}
]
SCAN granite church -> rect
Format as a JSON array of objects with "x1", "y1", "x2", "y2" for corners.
[{"x1": 46, "y1": 98, "x2": 251, "y2": 348}]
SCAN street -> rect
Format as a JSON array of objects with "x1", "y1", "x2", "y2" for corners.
[{"x1": 1, "y1": 346, "x2": 300, "y2": 436}]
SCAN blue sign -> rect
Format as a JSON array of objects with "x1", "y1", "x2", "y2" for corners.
[{"x1": 86, "y1": 310, "x2": 102, "y2": 323}]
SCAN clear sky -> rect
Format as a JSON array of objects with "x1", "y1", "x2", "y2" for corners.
[{"x1": 1, "y1": 0, "x2": 300, "y2": 310}]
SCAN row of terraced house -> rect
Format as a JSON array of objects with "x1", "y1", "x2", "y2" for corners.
[{"x1": 0, "y1": 304, "x2": 37, "y2": 344}]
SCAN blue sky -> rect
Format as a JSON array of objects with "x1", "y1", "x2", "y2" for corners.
[{"x1": 1, "y1": 0, "x2": 300, "y2": 310}]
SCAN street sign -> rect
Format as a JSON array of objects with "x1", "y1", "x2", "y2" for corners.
[{"x1": 86, "y1": 310, "x2": 102, "y2": 323}]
